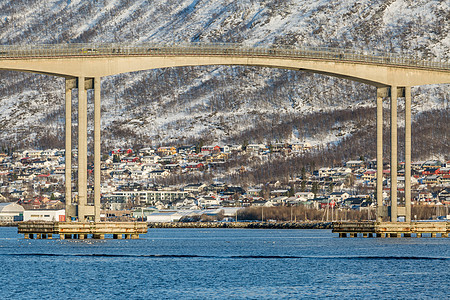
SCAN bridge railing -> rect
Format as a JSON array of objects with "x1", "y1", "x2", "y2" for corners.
[{"x1": 0, "y1": 42, "x2": 449, "y2": 71}]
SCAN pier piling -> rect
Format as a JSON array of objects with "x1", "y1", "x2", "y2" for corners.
[
  {"x1": 333, "y1": 221, "x2": 450, "y2": 238},
  {"x1": 18, "y1": 221, "x2": 147, "y2": 240}
]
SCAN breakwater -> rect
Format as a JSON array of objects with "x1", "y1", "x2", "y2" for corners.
[
  {"x1": 3, "y1": 221, "x2": 333, "y2": 229},
  {"x1": 147, "y1": 221, "x2": 333, "y2": 229}
]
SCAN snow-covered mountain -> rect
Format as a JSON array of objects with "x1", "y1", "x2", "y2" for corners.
[{"x1": 0, "y1": 0, "x2": 448, "y2": 157}]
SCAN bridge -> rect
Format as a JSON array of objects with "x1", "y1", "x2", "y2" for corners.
[{"x1": 1, "y1": 43, "x2": 450, "y2": 226}]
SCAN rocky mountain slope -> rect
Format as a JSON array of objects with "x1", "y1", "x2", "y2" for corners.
[{"x1": 0, "y1": 0, "x2": 448, "y2": 161}]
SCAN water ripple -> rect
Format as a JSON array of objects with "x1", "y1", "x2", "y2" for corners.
[{"x1": 2, "y1": 253, "x2": 448, "y2": 260}]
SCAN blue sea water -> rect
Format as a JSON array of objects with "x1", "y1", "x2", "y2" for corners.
[{"x1": 0, "y1": 227, "x2": 449, "y2": 299}]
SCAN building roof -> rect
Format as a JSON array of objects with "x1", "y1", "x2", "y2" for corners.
[
  {"x1": 0, "y1": 202, "x2": 25, "y2": 213},
  {"x1": 346, "y1": 160, "x2": 364, "y2": 164}
]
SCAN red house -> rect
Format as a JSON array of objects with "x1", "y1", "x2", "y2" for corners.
[
  {"x1": 201, "y1": 145, "x2": 221, "y2": 154},
  {"x1": 422, "y1": 168, "x2": 440, "y2": 176},
  {"x1": 185, "y1": 162, "x2": 205, "y2": 169},
  {"x1": 121, "y1": 157, "x2": 139, "y2": 163},
  {"x1": 437, "y1": 168, "x2": 450, "y2": 175}
]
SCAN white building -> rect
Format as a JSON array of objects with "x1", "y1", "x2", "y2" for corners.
[
  {"x1": 329, "y1": 192, "x2": 350, "y2": 203},
  {"x1": 23, "y1": 150, "x2": 42, "y2": 158},
  {"x1": 23, "y1": 209, "x2": 65, "y2": 222},
  {"x1": 109, "y1": 190, "x2": 190, "y2": 205},
  {"x1": 198, "y1": 196, "x2": 221, "y2": 208},
  {"x1": 146, "y1": 211, "x2": 188, "y2": 222},
  {"x1": 228, "y1": 144, "x2": 242, "y2": 152},
  {"x1": 246, "y1": 144, "x2": 267, "y2": 153},
  {"x1": 0, "y1": 202, "x2": 25, "y2": 222},
  {"x1": 295, "y1": 192, "x2": 315, "y2": 201},
  {"x1": 319, "y1": 167, "x2": 332, "y2": 177},
  {"x1": 291, "y1": 142, "x2": 311, "y2": 151}
]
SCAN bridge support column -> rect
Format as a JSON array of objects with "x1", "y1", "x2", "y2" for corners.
[
  {"x1": 78, "y1": 76, "x2": 87, "y2": 222},
  {"x1": 65, "y1": 80, "x2": 73, "y2": 222},
  {"x1": 65, "y1": 78, "x2": 79, "y2": 222},
  {"x1": 376, "y1": 88, "x2": 386, "y2": 222},
  {"x1": 405, "y1": 86, "x2": 412, "y2": 222},
  {"x1": 390, "y1": 86, "x2": 398, "y2": 222},
  {"x1": 94, "y1": 77, "x2": 101, "y2": 222}
]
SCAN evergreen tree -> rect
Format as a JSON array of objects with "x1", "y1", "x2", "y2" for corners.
[
  {"x1": 301, "y1": 180, "x2": 306, "y2": 192},
  {"x1": 312, "y1": 182, "x2": 319, "y2": 197}
]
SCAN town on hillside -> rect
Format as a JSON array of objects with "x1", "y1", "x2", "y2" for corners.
[{"x1": 0, "y1": 144, "x2": 449, "y2": 223}]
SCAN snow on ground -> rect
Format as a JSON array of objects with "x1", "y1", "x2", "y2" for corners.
[{"x1": 0, "y1": 0, "x2": 448, "y2": 148}]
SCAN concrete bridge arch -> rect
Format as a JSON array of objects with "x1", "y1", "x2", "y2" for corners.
[{"x1": 2, "y1": 52, "x2": 450, "y2": 87}]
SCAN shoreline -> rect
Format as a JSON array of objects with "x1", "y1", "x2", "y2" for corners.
[{"x1": 2, "y1": 221, "x2": 333, "y2": 229}]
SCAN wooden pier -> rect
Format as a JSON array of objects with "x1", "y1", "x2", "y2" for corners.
[
  {"x1": 333, "y1": 221, "x2": 450, "y2": 238},
  {"x1": 18, "y1": 221, "x2": 148, "y2": 239}
]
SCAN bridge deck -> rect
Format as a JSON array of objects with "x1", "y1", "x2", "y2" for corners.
[{"x1": 1, "y1": 43, "x2": 448, "y2": 71}]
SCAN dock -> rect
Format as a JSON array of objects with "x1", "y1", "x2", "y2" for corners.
[
  {"x1": 333, "y1": 221, "x2": 450, "y2": 238},
  {"x1": 18, "y1": 221, "x2": 148, "y2": 239}
]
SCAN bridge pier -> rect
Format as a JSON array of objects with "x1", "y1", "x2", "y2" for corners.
[
  {"x1": 65, "y1": 79, "x2": 73, "y2": 222},
  {"x1": 78, "y1": 76, "x2": 88, "y2": 221},
  {"x1": 376, "y1": 88, "x2": 386, "y2": 222},
  {"x1": 65, "y1": 77, "x2": 101, "y2": 222},
  {"x1": 390, "y1": 86, "x2": 398, "y2": 222},
  {"x1": 405, "y1": 86, "x2": 412, "y2": 222},
  {"x1": 376, "y1": 86, "x2": 412, "y2": 223},
  {"x1": 94, "y1": 77, "x2": 101, "y2": 222}
]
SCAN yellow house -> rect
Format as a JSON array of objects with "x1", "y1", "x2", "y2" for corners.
[{"x1": 157, "y1": 147, "x2": 177, "y2": 156}]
